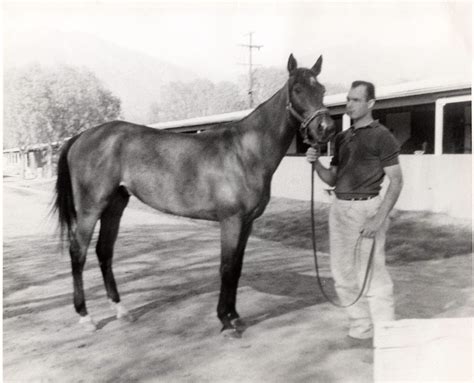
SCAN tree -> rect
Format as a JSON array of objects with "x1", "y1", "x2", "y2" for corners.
[
  {"x1": 148, "y1": 79, "x2": 246, "y2": 123},
  {"x1": 212, "y1": 81, "x2": 247, "y2": 114},
  {"x1": 4, "y1": 64, "x2": 49, "y2": 177},
  {"x1": 238, "y1": 67, "x2": 288, "y2": 107},
  {"x1": 4, "y1": 64, "x2": 121, "y2": 177},
  {"x1": 4, "y1": 65, "x2": 43, "y2": 149}
]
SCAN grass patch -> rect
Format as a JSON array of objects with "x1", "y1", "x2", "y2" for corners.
[
  {"x1": 254, "y1": 197, "x2": 472, "y2": 265},
  {"x1": 253, "y1": 198, "x2": 330, "y2": 252},
  {"x1": 385, "y1": 210, "x2": 472, "y2": 264}
]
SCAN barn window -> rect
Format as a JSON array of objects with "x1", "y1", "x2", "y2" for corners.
[
  {"x1": 442, "y1": 101, "x2": 471, "y2": 154},
  {"x1": 374, "y1": 104, "x2": 435, "y2": 154}
]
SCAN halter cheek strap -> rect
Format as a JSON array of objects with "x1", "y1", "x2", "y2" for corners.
[
  {"x1": 287, "y1": 103, "x2": 329, "y2": 129},
  {"x1": 286, "y1": 83, "x2": 329, "y2": 145}
]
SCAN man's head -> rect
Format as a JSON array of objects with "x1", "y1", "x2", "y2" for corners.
[{"x1": 346, "y1": 81, "x2": 376, "y2": 121}]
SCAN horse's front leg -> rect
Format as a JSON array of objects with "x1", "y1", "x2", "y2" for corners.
[{"x1": 217, "y1": 215, "x2": 253, "y2": 338}]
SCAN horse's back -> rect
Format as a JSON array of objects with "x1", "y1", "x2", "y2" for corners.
[
  {"x1": 72, "y1": 121, "x2": 161, "y2": 149},
  {"x1": 66, "y1": 121, "x2": 220, "y2": 215},
  {"x1": 69, "y1": 120, "x2": 187, "y2": 167}
]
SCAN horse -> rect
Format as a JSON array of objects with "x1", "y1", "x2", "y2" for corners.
[{"x1": 54, "y1": 54, "x2": 335, "y2": 337}]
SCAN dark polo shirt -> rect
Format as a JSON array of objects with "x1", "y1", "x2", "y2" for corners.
[{"x1": 330, "y1": 120, "x2": 400, "y2": 199}]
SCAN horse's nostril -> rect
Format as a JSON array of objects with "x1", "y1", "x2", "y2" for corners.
[{"x1": 324, "y1": 119, "x2": 336, "y2": 133}]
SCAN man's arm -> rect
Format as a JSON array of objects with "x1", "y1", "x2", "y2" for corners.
[
  {"x1": 361, "y1": 163, "x2": 403, "y2": 237},
  {"x1": 306, "y1": 147, "x2": 337, "y2": 186}
]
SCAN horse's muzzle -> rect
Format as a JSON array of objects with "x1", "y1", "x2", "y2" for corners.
[{"x1": 306, "y1": 114, "x2": 335, "y2": 146}]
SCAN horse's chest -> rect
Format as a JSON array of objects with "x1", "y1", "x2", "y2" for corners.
[{"x1": 215, "y1": 171, "x2": 270, "y2": 214}]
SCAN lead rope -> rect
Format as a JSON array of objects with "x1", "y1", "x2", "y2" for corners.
[{"x1": 311, "y1": 162, "x2": 375, "y2": 307}]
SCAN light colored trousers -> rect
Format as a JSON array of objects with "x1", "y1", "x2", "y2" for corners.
[{"x1": 329, "y1": 196, "x2": 395, "y2": 339}]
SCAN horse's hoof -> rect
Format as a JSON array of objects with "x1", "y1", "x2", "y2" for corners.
[
  {"x1": 111, "y1": 301, "x2": 134, "y2": 323},
  {"x1": 221, "y1": 318, "x2": 245, "y2": 339},
  {"x1": 117, "y1": 312, "x2": 136, "y2": 323},
  {"x1": 221, "y1": 328, "x2": 242, "y2": 339},
  {"x1": 79, "y1": 315, "x2": 97, "y2": 332},
  {"x1": 231, "y1": 318, "x2": 246, "y2": 332}
]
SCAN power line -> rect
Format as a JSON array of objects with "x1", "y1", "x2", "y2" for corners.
[{"x1": 238, "y1": 32, "x2": 263, "y2": 108}]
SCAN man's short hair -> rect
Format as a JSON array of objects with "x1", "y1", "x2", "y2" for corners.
[{"x1": 351, "y1": 81, "x2": 375, "y2": 101}]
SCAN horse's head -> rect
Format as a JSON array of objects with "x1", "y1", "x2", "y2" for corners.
[{"x1": 286, "y1": 54, "x2": 335, "y2": 147}]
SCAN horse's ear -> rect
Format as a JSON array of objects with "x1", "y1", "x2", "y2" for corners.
[
  {"x1": 287, "y1": 54, "x2": 297, "y2": 74},
  {"x1": 312, "y1": 55, "x2": 323, "y2": 76}
]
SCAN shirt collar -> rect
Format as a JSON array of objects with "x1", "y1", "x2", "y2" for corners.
[{"x1": 350, "y1": 119, "x2": 379, "y2": 131}]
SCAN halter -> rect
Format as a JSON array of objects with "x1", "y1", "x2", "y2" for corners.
[{"x1": 286, "y1": 82, "x2": 329, "y2": 146}]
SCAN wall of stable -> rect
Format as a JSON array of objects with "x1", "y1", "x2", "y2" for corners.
[{"x1": 271, "y1": 155, "x2": 472, "y2": 219}]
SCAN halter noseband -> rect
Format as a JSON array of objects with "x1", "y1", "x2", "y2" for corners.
[{"x1": 286, "y1": 82, "x2": 329, "y2": 146}]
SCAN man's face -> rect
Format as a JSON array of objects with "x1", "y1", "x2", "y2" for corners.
[{"x1": 346, "y1": 85, "x2": 373, "y2": 121}]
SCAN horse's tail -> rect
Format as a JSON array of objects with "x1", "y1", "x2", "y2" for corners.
[{"x1": 53, "y1": 134, "x2": 81, "y2": 243}]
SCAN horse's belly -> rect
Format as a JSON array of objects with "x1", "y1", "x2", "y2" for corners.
[
  {"x1": 126, "y1": 175, "x2": 221, "y2": 220},
  {"x1": 123, "y1": 152, "x2": 268, "y2": 221},
  {"x1": 127, "y1": 175, "x2": 266, "y2": 221}
]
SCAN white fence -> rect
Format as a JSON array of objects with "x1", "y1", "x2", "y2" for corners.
[{"x1": 271, "y1": 155, "x2": 472, "y2": 219}]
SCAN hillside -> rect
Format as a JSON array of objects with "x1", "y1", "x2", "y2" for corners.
[{"x1": 4, "y1": 29, "x2": 197, "y2": 124}]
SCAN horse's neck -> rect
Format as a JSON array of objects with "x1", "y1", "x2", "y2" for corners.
[{"x1": 239, "y1": 85, "x2": 295, "y2": 174}]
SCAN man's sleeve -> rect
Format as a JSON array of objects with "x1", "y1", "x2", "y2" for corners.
[{"x1": 379, "y1": 130, "x2": 401, "y2": 167}]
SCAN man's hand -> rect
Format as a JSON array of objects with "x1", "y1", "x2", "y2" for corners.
[
  {"x1": 307, "y1": 148, "x2": 337, "y2": 187},
  {"x1": 306, "y1": 147, "x2": 320, "y2": 163},
  {"x1": 360, "y1": 164, "x2": 403, "y2": 238},
  {"x1": 360, "y1": 216, "x2": 385, "y2": 238}
]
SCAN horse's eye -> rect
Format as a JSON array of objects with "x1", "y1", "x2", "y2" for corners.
[{"x1": 293, "y1": 87, "x2": 302, "y2": 94}]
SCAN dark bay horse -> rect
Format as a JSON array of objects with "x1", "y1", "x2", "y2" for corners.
[{"x1": 54, "y1": 54, "x2": 335, "y2": 336}]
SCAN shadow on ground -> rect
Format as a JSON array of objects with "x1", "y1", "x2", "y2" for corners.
[
  {"x1": 4, "y1": 222, "x2": 332, "y2": 327},
  {"x1": 4, "y1": 219, "x2": 472, "y2": 330}
]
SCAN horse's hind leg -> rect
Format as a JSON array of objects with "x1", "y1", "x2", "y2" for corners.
[
  {"x1": 70, "y1": 212, "x2": 100, "y2": 331},
  {"x1": 217, "y1": 216, "x2": 253, "y2": 337},
  {"x1": 96, "y1": 187, "x2": 133, "y2": 322}
]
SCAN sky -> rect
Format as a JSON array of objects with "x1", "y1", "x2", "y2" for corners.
[{"x1": 2, "y1": 0, "x2": 472, "y2": 84}]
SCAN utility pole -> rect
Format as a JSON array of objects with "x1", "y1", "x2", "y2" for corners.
[{"x1": 239, "y1": 32, "x2": 263, "y2": 108}]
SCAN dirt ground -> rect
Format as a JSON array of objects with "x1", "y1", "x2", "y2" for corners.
[{"x1": 3, "y1": 179, "x2": 473, "y2": 382}]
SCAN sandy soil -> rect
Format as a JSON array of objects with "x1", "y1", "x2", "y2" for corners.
[{"x1": 3, "y1": 182, "x2": 473, "y2": 382}]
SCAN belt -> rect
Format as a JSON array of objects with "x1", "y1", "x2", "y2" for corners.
[{"x1": 336, "y1": 195, "x2": 377, "y2": 201}]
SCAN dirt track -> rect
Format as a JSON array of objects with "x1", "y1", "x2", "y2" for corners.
[{"x1": 3, "y1": 183, "x2": 473, "y2": 382}]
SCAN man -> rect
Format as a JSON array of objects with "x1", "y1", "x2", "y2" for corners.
[{"x1": 306, "y1": 80, "x2": 403, "y2": 344}]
